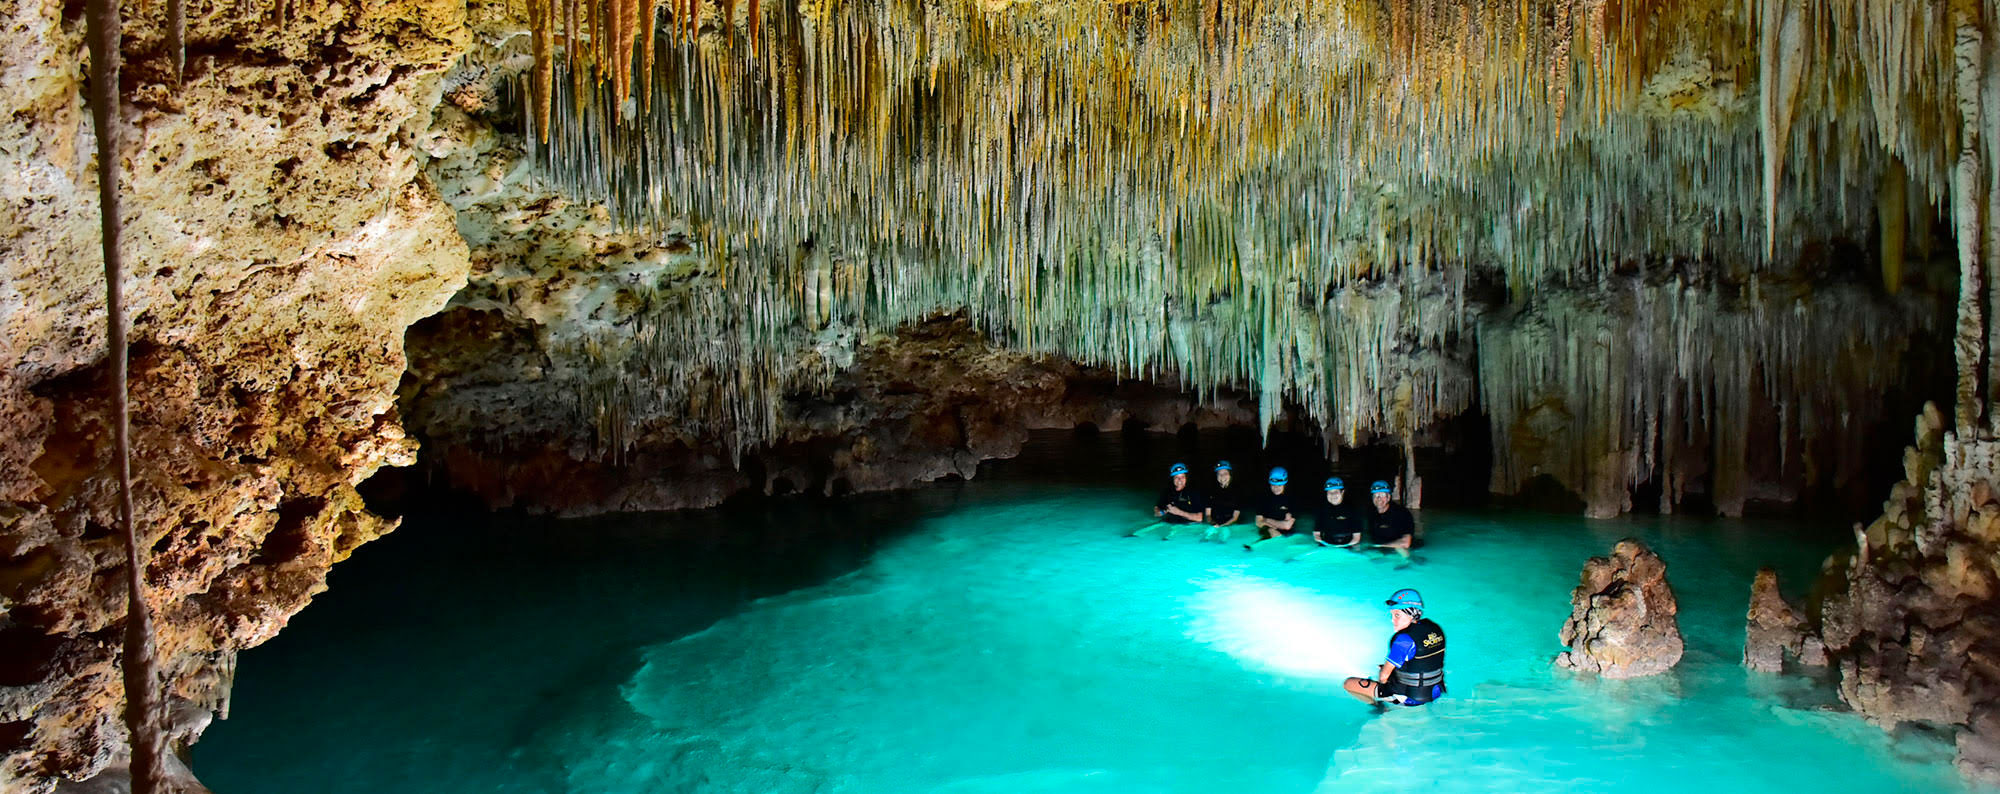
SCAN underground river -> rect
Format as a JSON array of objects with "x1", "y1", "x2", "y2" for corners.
[{"x1": 193, "y1": 431, "x2": 1982, "y2": 792}]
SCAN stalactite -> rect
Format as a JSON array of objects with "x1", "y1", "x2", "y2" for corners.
[
  {"x1": 168, "y1": 0, "x2": 185, "y2": 82},
  {"x1": 84, "y1": 0, "x2": 164, "y2": 789},
  {"x1": 1880, "y1": 155, "x2": 1908, "y2": 294},
  {"x1": 492, "y1": 0, "x2": 1986, "y2": 479},
  {"x1": 1759, "y1": 0, "x2": 1807, "y2": 261},
  {"x1": 1953, "y1": 0, "x2": 1987, "y2": 433}
]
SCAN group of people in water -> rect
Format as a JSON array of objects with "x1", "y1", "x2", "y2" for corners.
[
  {"x1": 1150, "y1": 460, "x2": 1418, "y2": 554},
  {"x1": 1145, "y1": 460, "x2": 1445, "y2": 708}
]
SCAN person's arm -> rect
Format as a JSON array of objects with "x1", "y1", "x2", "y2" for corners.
[{"x1": 1378, "y1": 633, "x2": 1416, "y2": 688}]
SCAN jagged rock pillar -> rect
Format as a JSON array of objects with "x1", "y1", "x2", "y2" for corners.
[
  {"x1": 1744, "y1": 567, "x2": 1825, "y2": 671},
  {"x1": 1556, "y1": 539, "x2": 1685, "y2": 678}
]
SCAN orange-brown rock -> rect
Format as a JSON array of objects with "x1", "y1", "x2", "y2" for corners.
[
  {"x1": 1556, "y1": 539, "x2": 1684, "y2": 679},
  {"x1": 0, "y1": 0, "x2": 472, "y2": 789}
]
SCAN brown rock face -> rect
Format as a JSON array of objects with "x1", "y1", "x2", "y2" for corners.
[
  {"x1": 1556, "y1": 539, "x2": 1685, "y2": 678},
  {"x1": 0, "y1": 0, "x2": 471, "y2": 790}
]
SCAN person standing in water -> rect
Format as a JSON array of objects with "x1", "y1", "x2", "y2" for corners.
[
  {"x1": 1313, "y1": 477, "x2": 1363, "y2": 547},
  {"x1": 1344, "y1": 588, "x2": 1446, "y2": 707},
  {"x1": 1202, "y1": 461, "x2": 1241, "y2": 540},
  {"x1": 1154, "y1": 463, "x2": 1206, "y2": 525},
  {"x1": 1253, "y1": 467, "x2": 1297, "y2": 540},
  {"x1": 1365, "y1": 480, "x2": 1416, "y2": 553}
]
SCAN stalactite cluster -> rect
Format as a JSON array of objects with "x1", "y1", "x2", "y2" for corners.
[
  {"x1": 1480, "y1": 278, "x2": 1940, "y2": 516},
  {"x1": 485, "y1": 0, "x2": 1984, "y2": 504}
]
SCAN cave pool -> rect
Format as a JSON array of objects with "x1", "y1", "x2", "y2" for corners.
[{"x1": 195, "y1": 435, "x2": 1989, "y2": 793}]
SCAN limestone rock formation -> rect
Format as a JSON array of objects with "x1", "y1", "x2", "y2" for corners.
[
  {"x1": 1805, "y1": 403, "x2": 2000, "y2": 782},
  {"x1": 0, "y1": 1, "x2": 471, "y2": 790},
  {"x1": 1556, "y1": 539, "x2": 1685, "y2": 679},
  {"x1": 403, "y1": 312, "x2": 1259, "y2": 516},
  {"x1": 1743, "y1": 567, "x2": 1826, "y2": 672}
]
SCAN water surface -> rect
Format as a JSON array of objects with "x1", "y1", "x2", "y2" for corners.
[{"x1": 197, "y1": 433, "x2": 1983, "y2": 793}]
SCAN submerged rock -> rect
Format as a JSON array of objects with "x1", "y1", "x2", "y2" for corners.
[{"x1": 1556, "y1": 539, "x2": 1684, "y2": 679}]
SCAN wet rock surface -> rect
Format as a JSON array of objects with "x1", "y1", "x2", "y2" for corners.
[{"x1": 1556, "y1": 539, "x2": 1685, "y2": 679}]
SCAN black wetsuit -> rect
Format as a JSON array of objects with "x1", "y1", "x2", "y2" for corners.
[
  {"x1": 1257, "y1": 491, "x2": 1299, "y2": 534},
  {"x1": 1207, "y1": 485, "x2": 1241, "y2": 525},
  {"x1": 1156, "y1": 486, "x2": 1206, "y2": 524},
  {"x1": 1314, "y1": 499, "x2": 1364, "y2": 545},
  {"x1": 1367, "y1": 503, "x2": 1417, "y2": 545}
]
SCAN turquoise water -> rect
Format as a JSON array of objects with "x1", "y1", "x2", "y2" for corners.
[{"x1": 197, "y1": 438, "x2": 1986, "y2": 793}]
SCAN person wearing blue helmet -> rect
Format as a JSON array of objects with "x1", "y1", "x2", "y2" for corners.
[
  {"x1": 1344, "y1": 588, "x2": 1446, "y2": 707},
  {"x1": 1312, "y1": 476, "x2": 1363, "y2": 547},
  {"x1": 1252, "y1": 466, "x2": 1298, "y2": 540},
  {"x1": 1365, "y1": 480, "x2": 1416, "y2": 552},
  {"x1": 1203, "y1": 460, "x2": 1242, "y2": 535},
  {"x1": 1153, "y1": 462, "x2": 1206, "y2": 526}
]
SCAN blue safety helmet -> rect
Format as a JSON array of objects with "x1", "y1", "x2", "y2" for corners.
[
  {"x1": 1268, "y1": 467, "x2": 1289, "y2": 486},
  {"x1": 1325, "y1": 476, "x2": 1345, "y2": 491},
  {"x1": 1214, "y1": 460, "x2": 1232, "y2": 472},
  {"x1": 1169, "y1": 463, "x2": 1189, "y2": 477},
  {"x1": 1385, "y1": 588, "x2": 1424, "y2": 610},
  {"x1": 1371, "y1": 480, "x2": 1392, "y2": 495}
]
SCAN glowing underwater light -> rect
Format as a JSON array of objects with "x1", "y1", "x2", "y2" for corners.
[{"x1": 1183, "y1": 574, "x2": 1383, "y2": 682}]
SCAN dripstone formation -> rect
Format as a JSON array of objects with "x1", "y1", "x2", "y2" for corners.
[{"x1": 1556, "y1": 539, "x2": 1685, "y2": 679}]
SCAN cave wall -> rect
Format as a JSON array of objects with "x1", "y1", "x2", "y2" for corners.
[{"x1": 0, "y1": 0, "x2": 470, "y2": 788}]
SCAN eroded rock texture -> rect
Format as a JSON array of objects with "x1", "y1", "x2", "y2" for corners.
[
  {"x1": 1808, "y1": 404, "x2": 2000, "y2": 784},
  {"x1": 1743, "y1": 567, "x2": 1826, "y2": 672},
  {"x1": 1736, "y1": 568, "x2": 1832, "y2": 672},
  {"x1": 0, "y1": 0, "x2": 470, "y2": 789},
  {"x1": 1556, "y1": 539, "x2": 1685, "y2": 679}
]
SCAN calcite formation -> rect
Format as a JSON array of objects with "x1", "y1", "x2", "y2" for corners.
[
  {"x1": 0, "y1": 0, "x2": 470, "y2": 790},
  {"x1": 1556, "y1": 538, "x2": 1685, "y2": 679},
  {"x1": 1807, "y1": 403, "x2": 2000, "y2": 784},
  {"x1": 445, "y1": 0, "x2": 1967, "y2": 520}
]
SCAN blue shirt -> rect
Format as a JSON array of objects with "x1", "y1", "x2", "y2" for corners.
[{"x1": 1386, "y1": 633, "x2": 1418, "y2": 667}]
